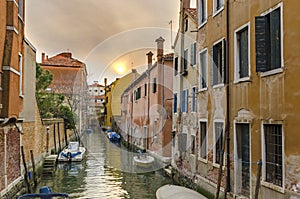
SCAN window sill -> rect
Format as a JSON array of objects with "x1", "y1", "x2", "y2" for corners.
[
  {"x1": 198, "y1": 20, "x2": 207, "y2": 29},
  {"x1": 18, "y1": 15, "x2": 24, "y2": 24},
  {"x1": 212, "y1": 83, "x2": 225, "y2": 89},
  {"x1": 234, "y1": 77, "x2": 251, "y2": 84},
  {"x1": 259, "y1": 68, "x2": 283, "y2": 77},
  {"x1": 213, "y1": 6, "x2": 224, "y2": 18},
  {"x1": 19, "y1": 94, "x2": 24, "y2": 98},
  {"x1": 261, "y1": 181, "x2": 285, "y2": 194},
  {"x1": 198, "y1": 87, "x2": 208, "y2": 92},
  {"x1": 212, "y1": 162, "x2": 225, "y2": 169},
  {"x1": 190, "y1": 64, "x2": 197, "y2": 68},
  {"x1": 198, "y1": 157, "x2": 208, "y2": 164}
]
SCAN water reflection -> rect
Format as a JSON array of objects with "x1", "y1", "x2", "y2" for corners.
[{"x1": 35, "y1": 132, "x2": 173, "y2": 198}]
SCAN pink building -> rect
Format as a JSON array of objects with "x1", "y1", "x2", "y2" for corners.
[{"x1": 121, "y1": 37, "x2": 173, "y2": 163}]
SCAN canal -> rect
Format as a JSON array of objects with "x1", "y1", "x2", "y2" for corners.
[{"x1": 35, "y1": 131, "x2": 174, "y2": 198}]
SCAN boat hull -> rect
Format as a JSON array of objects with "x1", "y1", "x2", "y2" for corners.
[
  {"x1": 57, "y1": 146, "x2": 86, "y2": 162},
  {"x1": 133, "y1": 155, "x2": 155, "y2": 168}
]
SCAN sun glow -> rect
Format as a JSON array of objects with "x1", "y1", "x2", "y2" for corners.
[{"x1": 113, "y1": 62, "x2": 127, "y2": 75}]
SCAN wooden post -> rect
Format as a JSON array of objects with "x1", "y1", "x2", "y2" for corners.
[
  {"x1": 255, "y1": 160, "x2": 262, "y2": 199},
  {"x1": 64, "y1": 122, "x2": 68, "y2": 147},
  {"x1": 53, "y1": 124, "x2": 57, "y2": 154},
  {"x1": 57, "y1": 122, "x2": 61, "y2": 153},
  {"x1": 30, "y1": 150, "x2": 37, "y2": 187},
  {"x1": 21, "y1": 146, "x2": 31, "y2": 193}
]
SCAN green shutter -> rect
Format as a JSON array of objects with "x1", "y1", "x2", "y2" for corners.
[
  {"x1": 255, "y1": 16, "x2": 268, "y2": 72},
  {"x1": 210, "y1": 47, "x2": 214, "y2": 86},
  {"x1": 270, "y1": 8, "x2": 281, "y2": 70}
]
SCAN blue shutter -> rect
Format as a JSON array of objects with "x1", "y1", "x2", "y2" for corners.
[
  {"x1": 255, "y1": 16, "x2": 268, "y2": 72},
  {"x1": 174, "y1": 93, "x2": 177, "y2": 113}
]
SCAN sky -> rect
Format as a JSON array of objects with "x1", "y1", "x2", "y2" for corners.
[{"x1": 25, "y1": 0, "x2": 196, "y2": 84}]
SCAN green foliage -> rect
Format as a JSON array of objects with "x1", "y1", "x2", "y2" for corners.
[{"x1": 36, "y1": 63, "x2": 76, "y2": 130}]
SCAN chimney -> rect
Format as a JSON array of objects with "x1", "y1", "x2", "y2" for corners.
[
  {"x1": 42, "y1": 53, "x2": 45, "y2": 63},
  {"x1": 46, "y1": 55, "x2": 48, "y2": 60},
  {"x1": 146, "y1": 51, "x2": 153, "y2": 70},
  {"x1": 155, "y1": 37, "x2": 165, "y2": 63},
  {"x1": 104, "y1": 78, "x2": 107, "y2": 87},
  {"x1": 183, "y1": 0, "x2": 190, "y2": 9}
]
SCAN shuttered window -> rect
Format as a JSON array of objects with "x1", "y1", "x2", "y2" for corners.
[
  {"x1": 174, "y1": 93, "x2": 177, "y2": 113},
  {"x1": 199, "y1": 0, "x2": 207, "y2": 25},
  {"x1": 192, "y1": 87, "x2": 197, "y2": 112},
  {"x1": 214, "y1": 122, "x2": 224, "y2": 164},
  {"x1": 152, "y1": 78, "x2": 157, "y2": 93},
  {"x1": 199, "y1": 49, "x2": 207, "y2": 89},
  {"x1": 199, "y1": 121, "x2": 207, "y2": 159},
  {"x1": 255, "y1": 7, "x2": 281, "y2": 72},
  {"x1": 236, "y1": 26, "x2": 249, "y2": 79},
  {"x1": 180, "y1": 89, "x2": 188, "y2": 113},
  {"x1": 191, "y1": 43, "x2": 196, "y2": 66},
  {"x1": 184, "y1": 49, "x2": 188, "y2": 72},
  {"x1": 211, "y1": 39, "x2": 225, "y2": 86},
  {"x1": 174, "y1": 57, "x2": 178, "y2": 76}
]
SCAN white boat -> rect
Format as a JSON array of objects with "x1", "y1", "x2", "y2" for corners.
[
  {"x1": 58, "y1": 142, "x2": 86, "y2": 162},
  {"x1": 133, "y1": 153, "x2": 155, "y2": 168},
  {"x1": 156, "y1": 184, "x2": 207, "y2": 199}
]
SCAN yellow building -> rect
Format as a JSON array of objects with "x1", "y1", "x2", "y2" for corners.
[{"x1": 104, "y1": 70, "x2": 139, "y2": 129}]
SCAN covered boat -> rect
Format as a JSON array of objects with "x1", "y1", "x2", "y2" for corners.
[
  {"x1": 107, "y1": 131, "x2": 121, "y2": 143},
  {"x1": 18, "y1": 186, "x2": 69, "y2": 199},
  {"x1": 58, "y1": 142, "x2": 86, "y2": 162},
  {"x1": 133, "y1": 151, "x2": 155, "y2": 168}
]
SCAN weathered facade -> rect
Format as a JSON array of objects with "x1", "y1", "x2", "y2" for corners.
[
  {"x1": 0, "y1": 0, "x2": 25, "y2": 194},
  {"x1": 87, "y1": 81, "x2": 105, "y2": 127},
  {"x1": 121, "y1": 37, "x2": 173, "y2": 162},
  {"x1": 173, "y1": 0, "x2": 300, "y2": 198}
]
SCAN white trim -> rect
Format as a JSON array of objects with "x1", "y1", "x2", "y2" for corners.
[
  {"x1": 234, "y1": 22, "x2": 251, "y2": 83},
  {"x1": 6, "y1": 26, "x2": 19, "y2": 35},
  {"x1": 213, "y1": 37, "x2": 225, "y2": 46},
  {"x1": 213, "y1": 119, "x2": 225, "y2": 165},
  {"x1": 198, "y1": 48, "x2": 208, "y2": 90},
  {"x1": 212, "y1": 83, "x2": 225, "y2": 89},
  {"x1": 18, "y1": 53, "x2": 23, "y2": 97},
  {"x1": 260, "y1": 68, "x2": 283, "y2": 77},
  {"x1": 2, "y1": 66, "x2": 21, "y2": 76},
  {"x1": 233, "y1": 121, "x2": 252, "y2": 199},
  {"x1": 24, "y1": 37, "x2": 37, "y2": 52},
  {"x1": 261, "y1": 121, "x2": 285, "y2": 192},
  {"x1": 259, "y1": 2, "x2": 284, "y2": 73},
  {"x1": 212, "y1": 0, "x2": 224, "y2": 17}
]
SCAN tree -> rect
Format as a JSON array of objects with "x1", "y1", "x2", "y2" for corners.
[{"x1": 36, "y1": 63, "x2": 76, "y2": 130}]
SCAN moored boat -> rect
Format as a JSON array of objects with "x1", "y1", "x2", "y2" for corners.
[
  {"x1": 156, "y1": 184, "x2": 207, "y2": 199},
  {"x1": 107, "y1": 131, "x2": 121, "y2": 143},
  {"x1": 18, "y1": 186, "x2": 69, "y2": 199},
  {"x1": 57, "y1": 142, "x2": 86, "y2": 162},
  {"x1": 133, "y1": 151, "x2": 155, "y2": 168}
]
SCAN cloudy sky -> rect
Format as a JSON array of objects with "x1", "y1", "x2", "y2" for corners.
[{"x1": 25, "y1": 0, "x2": 196, "y2": 84}]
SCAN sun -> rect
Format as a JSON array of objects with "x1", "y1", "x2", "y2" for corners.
[{"x1": 113, "y1": 62, "x2": 127, "y2": 75}]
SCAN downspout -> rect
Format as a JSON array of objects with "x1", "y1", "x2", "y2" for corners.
[
  {"x1": 162, "y1": 58, "x2": 165, "y2": 155},
  {"x1": 225, "y1": 0, "x2": 231, "y2": 196}
]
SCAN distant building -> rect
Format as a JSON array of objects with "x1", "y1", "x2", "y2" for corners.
[
  {"x1": 104, "y1": 70, "x2": 139, "y2": 129},
  {"x1": 121, "y1": 37, "x2": 173, "y2": 163},
  {"x1": 87, "y1": 81, "x2": 105, "y2": 127},
  {"x1": 40, "y1": 52, "x2": 88, "y2": 134}
]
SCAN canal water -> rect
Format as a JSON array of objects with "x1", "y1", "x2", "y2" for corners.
[{"x1": 35, "y1": 132, "x2": 174, "y2": 198}]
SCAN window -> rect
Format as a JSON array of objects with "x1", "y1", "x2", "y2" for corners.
[
  {"x1": 214, "y1": 0, "x2": 224, "y2": 14},
  {"x1": 144, "y1": 84, "x2": 147, "y2": 96},
  {"x1": 191, "y1": 135, "x2": 196, "y2": 154},
  {"x1": 135, "y1": 87, "x2": 141, "y2": 100},
  {"x1": 214, "y1": 122, "x2": 224, "y2": 164},
  {"x1": 235, "y1": 25, "x2": 249, "y2": 80},
  {"x1": 180, "y1": 89, "x2": 188, "y2": 113},
  {"x1": 18, "y1": 53, "x2": 23, "y2": 96},
  {"x1": 190, "y1": 43, "x2": 196, "y2": 66},
  {"x1": 95, "y1": 89, "x2": 98, "y2": 92},
  {"x1": 18, "y1": 0, "x2": 24, "y2": 19},
  {"x1": 174, "y1": 93, "x2": 177, "y2": 113},
  {"x1": 178, "y1": 133, "x2": 187, "y2": 153},
  {"x1": 198, "y1": 0, "x2": 207, "y2": 26},
  {"x1": 211, "y1": 39, "x2": 225, "y2": 86},
  {"x1": 199, "y1": 121, "x2": 207, "y2": 159},
  {"x1": 264, "y1": 124, "x2": 283, "y2": 187},
  {"x1": 199, "y1": 49, "x2": 208, "y2": 89},
  {"x1": 185, "y1": 18, "x2": 188, "y2": 32},
  {"x1": 174, "y1": 57, "x2": 179, "y2": 76},
  {"x1": 152, "y1": 78, "x2": 157, "y2": 93},
  {"x1": 183, "y1": 49, "x2": 188, "y2": 72},
  {"x1": 192, "y1": 87, "x2": 197, "y2": 112},
  {"x1": 255, "y1": 6, "x2": 282, "y2": 72}
]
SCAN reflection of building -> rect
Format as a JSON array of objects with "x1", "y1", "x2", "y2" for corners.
[
  {"x1": 87, "y1": 81, "x2": 105, "y2": 127},
  {"x1": 40, "y1": 52, "x2": 88, "y2": 134},
  {"x1": 121, "y1": 37, "x2": 173, "y2": 163},
  {"x1": 104, "y1": 71, "x2": 139, "y2": 129},
  {"x1": 172, "y1": 0, "x2": 300, "y2": 199},
  {"x1": 0, "y1": 0, "x2": 25, "y2": 195}
]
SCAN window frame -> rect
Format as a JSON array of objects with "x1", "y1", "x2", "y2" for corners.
[
  {"x1": 173, "y1": 93, "x2": 177, "y2": 113},
  {"x1": 213, "y1": 120, "x2": 224, "y2": 166},
  {"x1": 152, "y1": 78, "x2": 157, "y2": 93},
  {"x1": 256, "y1": 3, "x2": 284, "y2": 76},
  {"x1": 198, "y1": 0, "x2": 207, "y2": 28},
  {"x1": 199, "y1": 119, "x2": 208, "y2": 162},
  {"x1": 213, "y1": 0, "x2": 224, "y2": 17},
  {"x1": 180, "y1": 89, "x2": 188, "y2": 113},
  {"x1": 174, "y1": 56, "x2": 179, "y2": 76},
  {"x1": 199, "y1": 48, "x2": 208, "y2": 91},
  {"x1": 18, "y1": 52, "x2": 23, "y2": 97},
  {"x1": 261, "y1": 122, "x2": 285, "y2": 192},
  {"x1": 183, "y1": 48, "x2": 189, "y2": 72},
  {"x1": 190, "y1": 42, "x2": 197, "y2": 67},
  {"x1": 211, "y1": 38, "x2": 225, "y2": 88},
  {"x1": 234, "y1": 22, "x2": 251, "y2": 83},
  {"x1": 191, "y1": 87, "x2": 197, "y2": 112}
]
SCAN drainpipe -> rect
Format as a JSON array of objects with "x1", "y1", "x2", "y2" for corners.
[
  {"x1": 146, "y1": 52, "x2": 153, "y2": 149},
  {"x1": 225, "y1": 0, "x2": 231, "y2": 196}
]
